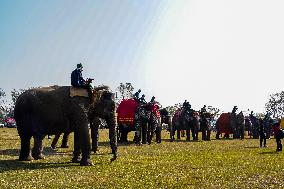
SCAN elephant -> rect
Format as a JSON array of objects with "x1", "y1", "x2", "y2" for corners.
[
  {"x1": 134, "y1": 103, "x2": 161, "y2": 145},
  {"x1": 160, "y1": 108, "x2": 172, "y2": 132},
  {"x1": 170, "y1": 109, "x2": 200, "y2": 141},
  {"x1": 14, "y1": 85, "x2": 116, "y2": 166},
  {"x1": 199, "y1": 112, "x2": 212, "y2": 141},
  {"x1": 216, "y1": 112, "x2": 245, "y2": 139}
]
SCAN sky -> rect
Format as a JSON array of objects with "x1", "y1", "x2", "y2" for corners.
[{"x1": 0, "y1": 0, "x2": 283, "y2": 113}]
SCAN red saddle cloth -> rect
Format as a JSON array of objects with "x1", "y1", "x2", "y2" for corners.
[
  {"x1": 217, "y1": 113, "x2": 232, "y2": 134},
  {"x1": 117, "y1": 99, "x2": 139, "y2": 124}
]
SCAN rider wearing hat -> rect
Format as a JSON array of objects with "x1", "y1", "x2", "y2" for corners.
[
  {"x1": 71, "y1": 63, "x2": 86, "y2": 88},
  {"x1": 150, "y1": 96, "x2": 156, "y2": 103},
  {"x1": 133, "y1": 89, "x2": 141, "y2": 102},
  {"x1": 71, "y1": 63, "x2": 94, "y2": 99},
  {"x1": 139, "y1": 94, "x2": 147, "y2": 104}
]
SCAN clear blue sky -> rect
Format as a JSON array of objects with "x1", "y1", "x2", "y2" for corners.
[{"x1": 0, "y1": 0, "x2": 283, "y2": 113}]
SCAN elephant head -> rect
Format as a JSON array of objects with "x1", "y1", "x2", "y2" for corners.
[{"x1": 88, "y1": 87, "x2": 117, "y2": 160}]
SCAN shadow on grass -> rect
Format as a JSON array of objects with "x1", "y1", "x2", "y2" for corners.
[
  {"x1": 259, "y1": 151, "x2": 279, "y2": 155},
  {"x1": 0, "y1": 148, "x2": 19, "y2": 157},
  {"x1": 244, "y1": 146, "x2": 260, "y2": 149},
  {"x1": 0, "y1": 147, "x2": 71, "y2": 157},
  {"x1": 161, "y1": 138, "x2": 211, "y2": 143},
  {"x1": 0, "y1": 159, "x2": 82, "y2": 173}
]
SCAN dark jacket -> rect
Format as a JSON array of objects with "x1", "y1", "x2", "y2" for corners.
[{"x1": 71, "y1": 68, "x2": 85, "y2": 87}]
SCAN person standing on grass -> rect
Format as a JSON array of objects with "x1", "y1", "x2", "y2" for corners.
[
  {"x1": 259, "y1": 119, "x2": 267, "y2": 147},
  {"x1": 273, "y1": 122, "x2": 284, "y2": 151}
]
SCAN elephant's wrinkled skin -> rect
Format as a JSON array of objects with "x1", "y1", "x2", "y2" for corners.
[{"x1": 14, "y1": 86, "x2": 116, "y2": 165}]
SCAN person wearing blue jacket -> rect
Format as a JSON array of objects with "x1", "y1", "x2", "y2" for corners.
[{"x1": 71, "y1": 63, "x2": 86, "y2": 87}]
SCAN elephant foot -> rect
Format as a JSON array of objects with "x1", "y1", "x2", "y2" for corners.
[
  {"x1": 32, "y1": 154, "x2": 45, "y2": 160},
  {"x1": 60, "y1": 145, "x2": 69, "y2": 148},
  {"x1": 72, "y1": 156, "x2": 81, "y2": 163},
  {"x1": 80, "y1": 159, "x2": 93, "y2": 166},
  {"x1": 142, "y1": 141, "x2": 147, "y2": 144},
  {"x1": 111, "y1": 152, "x2": 117, "y2": 162},
  {"x1": 19, "y1": 155, "x2": 32, "y2": 161}
]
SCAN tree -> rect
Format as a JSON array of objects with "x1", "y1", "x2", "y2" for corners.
[
  {"x1": 5, "y1": 88, "x2": 26, "y2": 118},
  {"x1": 165, "y1": 103, "x2": 182, "y2": 116},
  {"x1": 265, "y1": 91, "x2": 284, "y2": 119},
  {"x1": 207, "y1": 105, "x2": 221, "y2": 120},
  {"x1": 116, "y1": 82, "x2": 134, "y2": 103},
  {"x1": 0, "y1": 88, "x2": 6, "y2": 122}
]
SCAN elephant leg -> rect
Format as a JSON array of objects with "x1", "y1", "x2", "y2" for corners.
[
  {"x1": 141, "y1": 123, "x2": 147, "y2": 144},
  {"x1": 51, "y1": 133, "x2": 61, "y2": 149},
  {"x1": 72, "y1": 129, "x2": 82, "y2": 163},
  {"x1": 177, "y1": 130, "x2": 181, "y2": 140},
  {"x1": 106, "y1": 117, "x2": 117, "y2": 159},
  {"x1": 155, "y1": 126, "x2": 162, "y2": 143},
  {"x1": 135, "y1": 127, "x2": 142, "y2": 144},
  {"x1": 32, "y1": 135, "x2": 45, "y2": 160},
  {"x1": 170, "y1": 127, "x2": 175, "y2": 142},
  {"x1": 202, "y1": 129, "x2": 206, "y2": 140},
  {"x1": 19, "y1": 134, "x2": 32, "y2": 161},
  {"x1": 195, "y1": 131, "x2": 198, "y2": 141},
  {"x1": 191, "y1": 129, "x2": 194, "y2": 140},
  {"x1": 207, "y1": 130, "x2": 211, "y2": 141},
  {"x1": 121, "y1": 129, "x2": 128, "y2": 143},
  {"x1": 79, "y1": 122, "x2": 92, "y2": 166},
  {"x1": 216, "y1": 131, "x2": 220, "y2": 139},
  {"x1": 186, "y1": 129, "x2": 190, "y2": 141},
  {"x1": 61, "y1": 132, "x2": 71, "y2": 148},
  {"x1": 90, "y1": 119, "x2": 99, "y2": 153}
]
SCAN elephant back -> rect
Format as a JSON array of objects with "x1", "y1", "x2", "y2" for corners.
[
  {"x1": 117, "y1": 98, "x2": 139, "y2": 125},
  {"x1": 216, "y1": 113, "x2": 233, "y2": 134}
]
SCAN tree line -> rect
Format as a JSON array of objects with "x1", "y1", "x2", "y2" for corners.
[{"x1": 0, "y1": 84, "x2": 283, "y2": 122}]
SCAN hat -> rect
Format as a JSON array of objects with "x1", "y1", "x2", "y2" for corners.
[{"x1": 77, "y1": 63, "x2": 83, "y2": 69}]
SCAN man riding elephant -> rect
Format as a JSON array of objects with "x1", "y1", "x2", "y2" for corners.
[
  {"x1": 14, "y1": 84, "x2": 117, "y2": 166},
  {"x1": 71, "y1": 63, "x2": 94, "y2": 98},
  {"x1": 230, "y1": 106, "x2": 238, "y2": 138},
  {"x1": 171, "y1": 102, "x2": 199, "y2": 141}
]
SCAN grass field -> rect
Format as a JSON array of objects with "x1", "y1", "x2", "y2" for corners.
[{"x1": 1, "y1": 128, "x2": 284, "y2": 189}]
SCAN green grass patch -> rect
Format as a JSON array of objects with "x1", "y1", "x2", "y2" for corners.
[{"x1": 1, "y1": 128, "x2": 284, "y2": 188}]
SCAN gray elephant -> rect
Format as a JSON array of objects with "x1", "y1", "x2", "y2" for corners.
[
  {"x1": 199, "y1": 112, "x2": 212, "y2": 141},
  {"x1": 171, "y1": 109, "x2": 200, "y2": 141},
  {"x1": 134, "y1": 103, "x2": 161, "y2": 144},
  {"x1": 14, "y1": 85, "x2": 116, "y2": 166}
]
